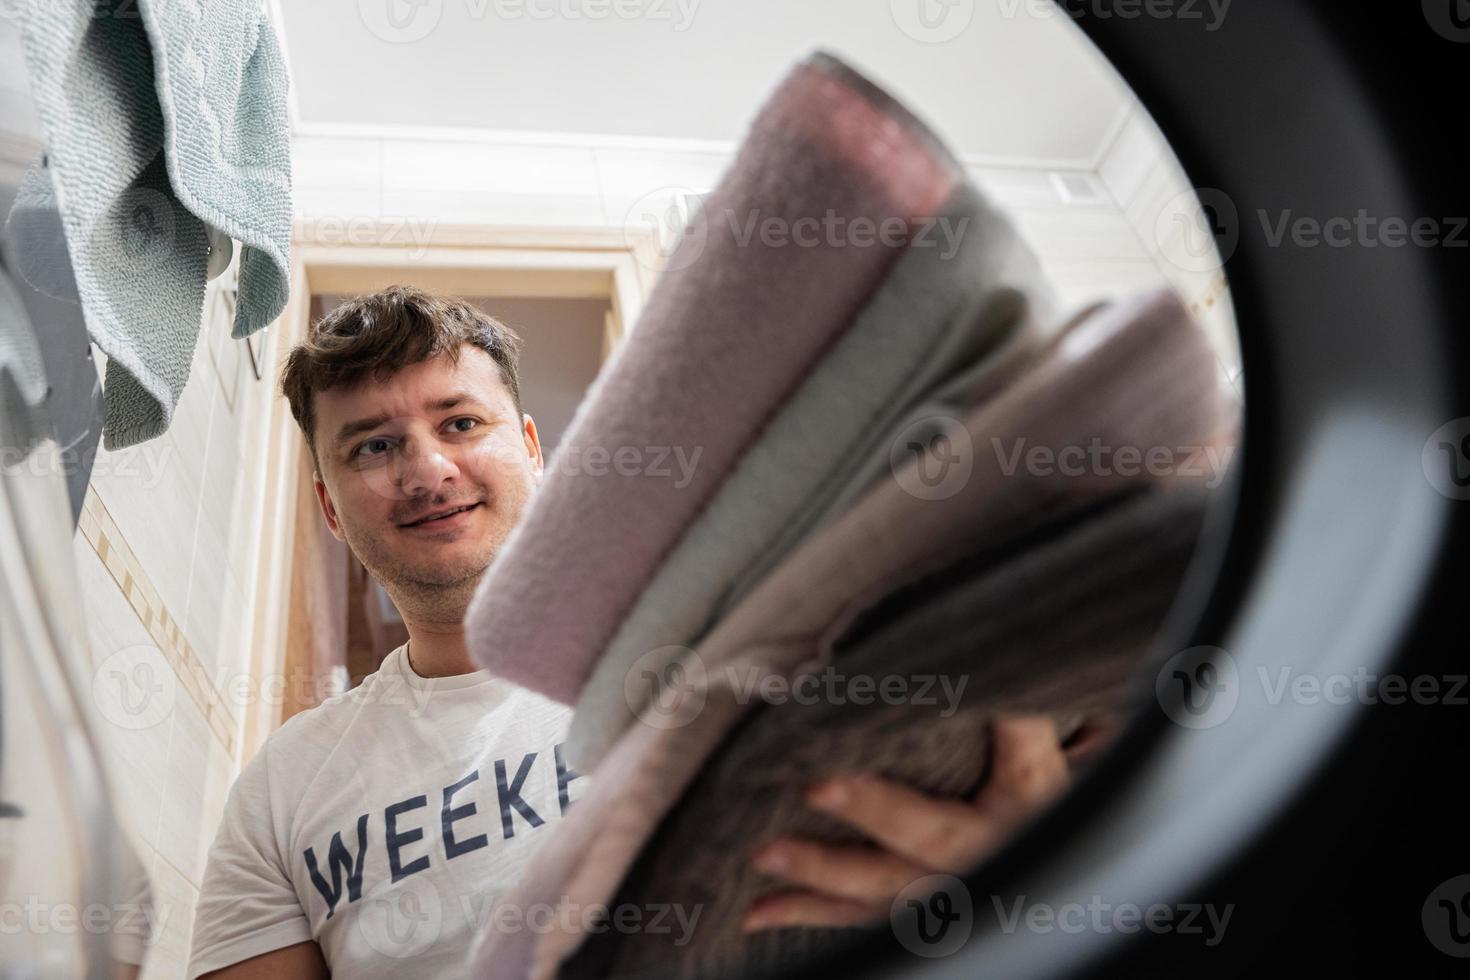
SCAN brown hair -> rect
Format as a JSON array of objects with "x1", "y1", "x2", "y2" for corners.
[{"x1": 282, "y1": 285, "x2": 524, "y2": 464}]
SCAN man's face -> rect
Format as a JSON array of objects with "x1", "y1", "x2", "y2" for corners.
[{"x1": 311, "y1": 346, "x2": 543, "y2": 615}]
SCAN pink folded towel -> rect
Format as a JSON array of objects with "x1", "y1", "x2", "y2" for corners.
[{"x1": 465, "y1": 51, "x2": 963, "y2": 702}]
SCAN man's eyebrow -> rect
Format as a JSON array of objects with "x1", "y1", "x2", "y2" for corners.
[{"x1": 330, "y1": 392, "x2": 494, "y2": 451}]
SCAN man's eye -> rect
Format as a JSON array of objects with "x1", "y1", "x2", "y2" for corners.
[
  {"x1": 355, "y1": 438, "x2": 392, "y2": 459},
  {"x1": 449, "y1": 418, "x2": 478, "y2": 433}
]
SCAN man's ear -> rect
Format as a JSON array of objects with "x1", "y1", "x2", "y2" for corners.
[
  {"x1": 522, "y1": 413, "x2": 544, "y2": 480},
  {"x1": 313, "y1": 472, "x2": 347, "y2": 542}
]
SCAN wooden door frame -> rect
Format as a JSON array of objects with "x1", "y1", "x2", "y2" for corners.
[{"x1": 240, "y1": 222, "x2": 662, "y2": 759}]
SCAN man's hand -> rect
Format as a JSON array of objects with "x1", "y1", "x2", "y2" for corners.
[{"x1": 742, "y1": 713, "x2": 1118, "y2": 931}]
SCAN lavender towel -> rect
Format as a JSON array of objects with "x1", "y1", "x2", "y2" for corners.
[{"x1": 464, "y1": 51, "x2": 965, "y2": 703}]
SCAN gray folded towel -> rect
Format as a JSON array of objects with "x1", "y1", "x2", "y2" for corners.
[
  {"x1": 565, "y1": 482, "x2": 1213, "y2": 980},
  {"x1": 6, "y1": 0, "x2": 292, "y2": 448}
]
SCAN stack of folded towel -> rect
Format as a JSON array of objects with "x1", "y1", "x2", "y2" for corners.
[
  {"x1": 464, "y1": 51, "x2": 1234, "y2": 980},
  {"x1": 5, "y1": 0, "x2": 293, "y2": 448}
]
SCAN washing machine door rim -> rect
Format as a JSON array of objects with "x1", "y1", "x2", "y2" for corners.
[{"x1": 785, "y1": 4, "x2": 1459, "y2": 978}]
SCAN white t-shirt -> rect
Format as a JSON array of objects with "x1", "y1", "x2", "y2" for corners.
[{"x1": 188, "y1": 645, "x2": 582, "y2": 979}]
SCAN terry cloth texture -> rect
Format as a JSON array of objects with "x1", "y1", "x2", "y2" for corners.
[
  {"x1": 465, "y1": 50, "x2": 965, "y2": 704},
  {"x1": 565, "y1": 483, "x2": 1212, "y2": 980},
  {"x1": 466, "y1": 288, "x2": 1225, "y2": 979},
  {"x1": 565, "y1": 176, "x2": 1058, "y2": 771},
  {"x1": 7, "y1": 0, "x2": 292, "y2": 448}
]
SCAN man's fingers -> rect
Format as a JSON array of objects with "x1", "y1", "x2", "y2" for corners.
[
  {"x1": 800, "y1": 714, "x2": 1081, "y2": 879},
  {"x1": 978, "y1": 714, "x2": 1071, "y2": 824},
  {"x1": 1060, "y1": 713, "x2": 1122, "y2": 769},
  {"x1": 750, "y1": 837, "x2": 927, "y2": 907},
  {"x1": 805, "y1": 773, "x2": 995, "y2": 871},
  {"x1": 742, "y1": 890, "x2": 886, "y2": 932}
]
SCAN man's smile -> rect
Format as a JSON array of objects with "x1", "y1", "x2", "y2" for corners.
[{"x1": 398, "y1": 501, "x2": 483, "y2": 530}]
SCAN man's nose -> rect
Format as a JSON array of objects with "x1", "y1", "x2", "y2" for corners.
[{"x1": 397, "y1": 436, "x2": 460, "y2": 496}]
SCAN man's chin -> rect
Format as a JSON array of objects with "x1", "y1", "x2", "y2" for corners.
[
  {"x1": 343, "y1": 522, "x2": 499, "y2": 602},
  {"x1": 355, "y1": 544, "x2": 493, "y2": 596},
  {"x1": 399, "y1": 553, "x2": 493, "y2": 590}
]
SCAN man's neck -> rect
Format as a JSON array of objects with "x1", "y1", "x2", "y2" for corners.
[{"x1": 400, "y1": 619, "x2": 479, "y2": 678}]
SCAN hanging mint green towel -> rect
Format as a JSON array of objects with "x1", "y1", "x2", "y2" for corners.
[{"x1": 6, "y1": 0, "x2": 292, "y2": 449}]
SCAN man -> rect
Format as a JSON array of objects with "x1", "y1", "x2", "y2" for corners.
[{"x1": 188, "y1": 286, "x2": 1111, "y2": 979}]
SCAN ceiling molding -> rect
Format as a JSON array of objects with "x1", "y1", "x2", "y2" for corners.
[{"x1": 291, "y1": 120, "x2": 1119, "y2": 174}]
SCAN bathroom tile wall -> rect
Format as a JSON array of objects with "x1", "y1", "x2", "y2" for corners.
[{"x1": 74, "y1": 272, "x2": 280, "y2": 979}]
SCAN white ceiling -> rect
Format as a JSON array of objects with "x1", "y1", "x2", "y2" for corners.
[{"x1": 277, "y1": 0, "x2": 1135, "y2": 167}]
